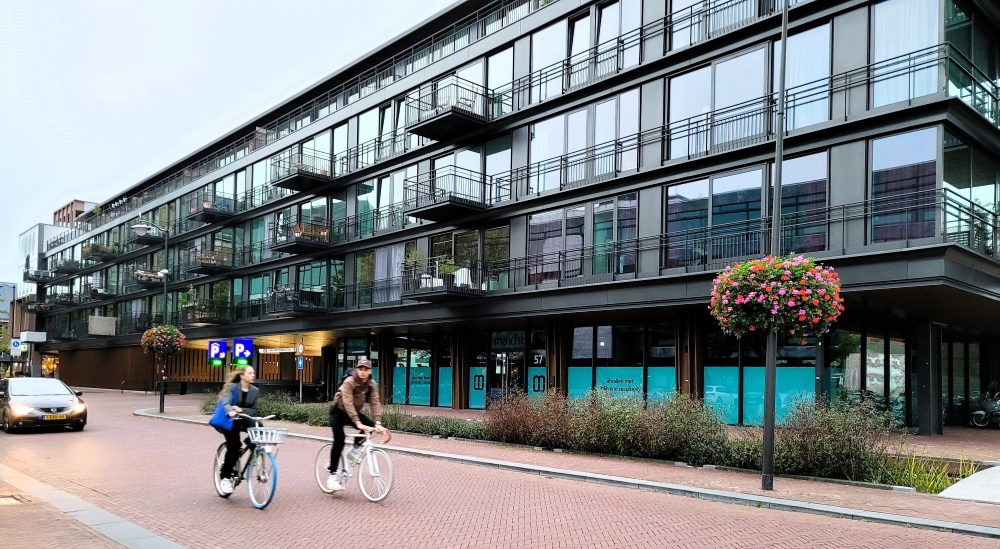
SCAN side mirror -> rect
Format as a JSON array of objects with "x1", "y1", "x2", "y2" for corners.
[{"x1": 74, "y1": 390, "x2": 83, "y2": 396}]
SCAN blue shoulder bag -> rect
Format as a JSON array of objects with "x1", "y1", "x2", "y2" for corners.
[{"x1": 209, "y1": 386, "x2": 238, "y2": 432}]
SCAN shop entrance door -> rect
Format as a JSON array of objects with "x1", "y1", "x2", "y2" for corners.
[{"x1": 488, "y1": 351, "x2": 524, "y2": 401}]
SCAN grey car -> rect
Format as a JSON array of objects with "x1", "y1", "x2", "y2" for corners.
[{"x1": 0, "y1": 377, "x2": 87, "y2": 432}]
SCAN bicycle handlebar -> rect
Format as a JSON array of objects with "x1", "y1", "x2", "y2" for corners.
[{"x1": 348, "y1": 427, "x2": 393, "y2": 444}]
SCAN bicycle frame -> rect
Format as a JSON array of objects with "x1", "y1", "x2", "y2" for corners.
[{"x1": 341, "y1": 430, "x2": 390, "y2": 478}]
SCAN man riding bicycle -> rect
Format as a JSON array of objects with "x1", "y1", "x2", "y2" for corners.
[{"x1": 327, "y1": 358, "x2": 385, "y2": 491}]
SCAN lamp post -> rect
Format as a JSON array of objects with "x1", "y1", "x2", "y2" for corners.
[
  {"x1": 131, "y1": 222, "x2": 170, "y2": 413},
  {"x1": 762, "y1": 0, "x2": 791, "y2": 491}
]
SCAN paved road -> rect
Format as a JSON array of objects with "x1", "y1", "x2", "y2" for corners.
[{"x1": 1, "y1": 391, "x2": 998, "y2": 549}]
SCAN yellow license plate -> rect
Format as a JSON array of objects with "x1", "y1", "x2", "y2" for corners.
[{"x1": 43, "y1": 414, "x2": 67, "y2": 421}]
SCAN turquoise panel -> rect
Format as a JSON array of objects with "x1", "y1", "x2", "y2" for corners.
[
  {"x1": 742, "y1": 367, "x2": 816, "y2": 425},
  {"x1": 743, "y1": 367, "x2": 765, "y2": 426},
  {"x1": 372, "y1": 367, "x2": 378, "y2": 384},
  {"x1": 647, "y1": 367, "x2": 676, "y2": 401},
  {"x1": 568, "y1": 367, "x2": 593, "y2": 399},
  {"x1": 704, "y1": 366, "x2": 740, "y2": 424},
  {"x1": 776, "y1": 367, "x2": 815, "y2": 423},
  {"x1": 392, "y1": 367, "x2": 407, "y2": 404},
  {"x1": 527, "y1": 367, "x2": 547, "y2": 398},
  {"x1": 409, "y1": 367, "x2": 431, "y2": 405},
  {"x1": 469, "y1": 366, "x2": 487, "y2": 409},
  {"x1": 437, "y1": 367, "x2": 453, "y2": 407},
  {"x1": 596, "y1": 367, "x2": 644, "y2": 398}
]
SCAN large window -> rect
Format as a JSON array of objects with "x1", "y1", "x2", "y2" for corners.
[
  {"x1": 778, "y1": 23, "x2": 831, "y2": 130},
  {"x1": 669, "y1": 48, "x2": 767, "y2": 159},
  {"x1": 870, "y1": 128, "x2": 937, "y2": 243},
  {"x1": 531, "y1": 21, "x2": 568, "y2": 102},
  {"x1": 527, "y1": 208, "x2": 582, "y2": 284},
  {"x1": 872, "y1": 0, "x2": 939, "y2": 108},
  {"x1": 943, "y1": 130, "x2": 998, "y2": 253},
  {"x1": 779, "y1": 152, "x2": 828, "y2": 253},
  {"x1": 664, "y1": 168, "x2": 764, "y2": 267},
  {"x1": 593, "y1": 193, "x2": 637, "y2": 275}
]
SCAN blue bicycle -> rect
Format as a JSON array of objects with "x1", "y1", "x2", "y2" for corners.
[{"x1": 213, "y1": 414, "x2": 287, "y2": 509}]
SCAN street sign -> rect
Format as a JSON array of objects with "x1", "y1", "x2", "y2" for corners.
[
  {"x1": 295, "y1": 342, "x2": 305, "y2": 356},
  {"x1": 208, "y1": 340, "x2": 227, "y2": 367},
  {"x1": 9, "y1": 339, "x2": 21, "y2": 357},
  {"x1": 233, "y1": 338, "x2": 253, "y2": 367},
  {"x1": 260, "y1": 347, "x2": 295, "y2": 354},
  {"x1": 296, "y1": 355, "x2": 304, "y2": 370}
]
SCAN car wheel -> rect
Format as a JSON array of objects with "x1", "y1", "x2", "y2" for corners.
[{"x1": 1, "y1": 410, "x2": 12, "y2": 433}]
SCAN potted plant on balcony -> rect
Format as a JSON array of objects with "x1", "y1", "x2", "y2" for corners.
[
  {"x1": 436, "y1": 256, "x2": 459, "y2": 290},
  {"x1": 404, "y1": 249, "x2": 427, "y2": 292}
]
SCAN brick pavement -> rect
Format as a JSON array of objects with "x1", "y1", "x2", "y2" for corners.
[
  {"x1": 0, "y1": 479, "x2": 123, "y2": 548},
  {"x1": 2, "y1": 391, "x2": 999, "y2": 549},
  {"x1": 155, "y1": 395, "x2": 1000, "y2": 531}
]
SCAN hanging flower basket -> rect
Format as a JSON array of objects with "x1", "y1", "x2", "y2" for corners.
[
  {"x1": 140, "y1": 325, "x2": 187, "y2": 357},
  {"x1": 709, "y1": 255, "x2": 844, "y2": 342}
]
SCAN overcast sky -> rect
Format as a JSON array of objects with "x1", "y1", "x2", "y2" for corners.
[{"x1": 0, "y1": 0, "x2": 455, "y2": 287}]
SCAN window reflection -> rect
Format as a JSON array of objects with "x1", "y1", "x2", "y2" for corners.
[{"x1": 871, "y1": 128, "x2": 937, "y2": 243}]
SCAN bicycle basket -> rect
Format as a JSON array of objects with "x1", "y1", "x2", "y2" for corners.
[{"x1": 247, "y1": 427, "x2": 288, "y2": 444}]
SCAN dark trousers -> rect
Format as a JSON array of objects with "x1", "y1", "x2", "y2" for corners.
[
  {"x1": 219, "y1": 418, "x2": 255, "y2": 479},
  {"x1": 329, "y1": 407, "x2": 374, "y2": 472}
]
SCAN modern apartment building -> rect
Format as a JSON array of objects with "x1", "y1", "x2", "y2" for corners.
[{"x1": 22, "y1": 0, "x2": 1000, "y2": 434}]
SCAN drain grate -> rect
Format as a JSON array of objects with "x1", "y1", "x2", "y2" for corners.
[{"x1": 0, "y1": 495, "x2": 23, "y2": 505}]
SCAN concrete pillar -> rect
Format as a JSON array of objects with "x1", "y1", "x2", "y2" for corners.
[{"x1": 916, "y1": 323, "x2": 943, "y2": 436}]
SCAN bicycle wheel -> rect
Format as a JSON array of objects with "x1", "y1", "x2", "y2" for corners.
[
  {"x1": 247, "y1": 450, "x2": 278, "y2": 509},
  {"x1": 314, "y1": 443, "x2": 347, "y2": 494},
  {"x1": 213, "y1": 443, "x2": 232, "y2": 498},
  {"x1": 357, "y1": 448, "x2": 394, "y2": 502}
]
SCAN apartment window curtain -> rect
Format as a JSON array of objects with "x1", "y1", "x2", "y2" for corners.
[
  {"x1": 780, "y1": 24, "x2": 831, "y2": 130},
  {"x1": 873, "y1": 0, "x2": 939, "y2": 107},
  {"x1": 373, "y1": 243, "x2": 404, "y2": 303}
]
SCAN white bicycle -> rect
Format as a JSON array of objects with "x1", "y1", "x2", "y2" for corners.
[{"x1": 314, "y1": 429, "x2": 394, "y2": 502}]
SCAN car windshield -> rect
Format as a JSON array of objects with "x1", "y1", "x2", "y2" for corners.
[{"x1": 9, "y1": 379, "x2": 73, "y2": 396}]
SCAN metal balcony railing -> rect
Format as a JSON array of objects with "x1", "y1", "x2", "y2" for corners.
[
  {"x1": 235, "y1": 184, "x2": 293, "y2": 213},
  {"x1": 118, "y1": 312, "x2": 158, "y2": 334},
  {"x1": 181, "y1": 246, "x2": 239, "y2": 273},
  {"x1": 403, "y1": 166, "x2": 506, "y2": 212},
  {"x1": 81, "y1": 242, "x2": 123, "y2": 263},
  {"x1": 49, "y1": 258, "x2": 85, "y2": 274},
  {"x1": 401, "y1": 257, "x2": 488, "y2": 300},
  {"x1": 333, "y1": 131, "x2": 419, "y2": 177},
  {"x1": 331, "y1": 204, "x2": 410, "y2": 244},
  {"x1": 173, "y1": 300, "x2": 234, "y2": 326},
  {"x1": 23, "y1": 269, "x2": 55, "y2": 283},
  {"x1": 183, "y1": 187, "x2": 236, "y2": 221},
  {"x1": 404, "y1": 76, "x2": 492, "y2": 139},
  {"x1": 270, "y1": 149, "x2": 334, "y2": 188},
  {"x1": 264, "y1": 284, "x2": 340, "y2": 314}
]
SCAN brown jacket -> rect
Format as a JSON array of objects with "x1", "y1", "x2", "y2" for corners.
[{"x1": 333, "y1": 375, "x2": 382, "y2": 423}]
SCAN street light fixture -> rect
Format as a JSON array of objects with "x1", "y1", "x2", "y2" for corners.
[{"x1": 130, "y1": 222, "x2": 170, "y2": 413}]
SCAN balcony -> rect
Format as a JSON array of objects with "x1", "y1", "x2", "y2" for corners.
[
  {"x1": 183, "y1": 247, "x2": 237, "y2": 275},
  {"x1": 270, "y1": 150, "x2": 333, "y2": 191},
  {"x1": 81, "y1": 242, "x2": 122, "y2": 263},
  {"x1": 125, "y1": 222, "x2": 167, "y2": 247},
  {"x1": 84, "y1": 284, "x2": 116, "y2": 301},
  {"x1": 176, "y1": 300, "x2": 234, "y2": 327},
  {"x1": 24, "y1": 300, "x2": 52, "y2": 314},
  {"x1": 335, "y1": 132, "x2": 418, "y2": 176},
  {"x1": 50, "y1": 258, "x2": 85, "y2": 275},
  {"x1": 265, "y1": 285, "x2": 340, "y2": 316},
  {"x1": 330, "y1": 205, "x2": 410, "y2": 245},
  {"x1": 401, "y1": 257, "x2": 488, "y2": 303},
  {"x1": 23, "y1": 269, "x2": 55, "y2": 283},
  {"x1": 47, "y1": 318, "x2": 84, "y2": 341},
  {"x1": 125, "y1": 269, "x2": 167, "y2": 292},
  {"x1": 405, "y1": 76, "x2": 490, "y2": 141},
  {"x1": 45, "y1": 293, "x2": 76, "y2": 311},
  {"x1": 119, "y1": 312, "x2": 157, "y2": 334},
  {"x1": 184, "y1": 188, "x2": 236, "y2": 223},
  {"x1": 403, "y1": 166, "x2": 503, "y2": 222},
  {"x1": 270, "y1": 215, "x2": 332, "y2": 254}
]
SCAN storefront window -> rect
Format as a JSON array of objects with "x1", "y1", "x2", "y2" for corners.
[
  {"x1": 437, "y1": 334, "x2": 453, "y2": 407},
  {"x1": 704, "y1": 328, "x2": 740, "y2": 424},
  {"x1": 889, "y1": 338, "x2": 906, "y2": 425},
  {"x1": 647, "y1": 323, "x2": 676, "y2": 399},
  {"x1": 827, "y1": 330, "x2": 862, "y2": 403},
  {"x1": 866, "y1": 335, "x2": 886, "y2": 407},
  {"x1": 569, "y1": 327, "x2": 594, "y2": 398}
]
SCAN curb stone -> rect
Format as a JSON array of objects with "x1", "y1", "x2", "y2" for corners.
[{"x1": 133, "y1": 408, "x2": 1000, "y2": 540}]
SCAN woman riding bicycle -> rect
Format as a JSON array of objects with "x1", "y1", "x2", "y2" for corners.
[
  {"x1": 215, "y1": 366, "x2": 259, "y2": 495},
  {"x1": 327, "y1": 358, "x2": 385, "y2": 491}
]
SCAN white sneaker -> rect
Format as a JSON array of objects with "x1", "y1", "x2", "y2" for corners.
[
  {"x1": 220, "y1": 477, "x2": 234, "y2": 495},
  {"x1": 326, "y1": 474, "x2": 344, "y2": 491}
]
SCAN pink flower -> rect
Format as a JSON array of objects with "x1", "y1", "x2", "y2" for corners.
[{"x1": 787, "y1": 300, "x2": 795, "y2": 306}]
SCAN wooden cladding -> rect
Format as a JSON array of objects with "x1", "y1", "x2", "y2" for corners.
[
  {"x1": 258, "y1": 352, "x2": 317, "y2": 382},
  {"x1": 167, "y1": 347, "x2": 227, "y2": 383}
]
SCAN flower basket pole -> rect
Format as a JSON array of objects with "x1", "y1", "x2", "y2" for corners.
[{"x1": 141, "y1": 325, "x2": 186, "y2": 413}]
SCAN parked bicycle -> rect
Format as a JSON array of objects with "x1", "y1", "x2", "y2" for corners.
[
  {"x1": 213, "y1": 414, "x2": 287, "y2": 509},
  {"x1": 314, "y1": 429, "x2": 394, "y2": 502}
]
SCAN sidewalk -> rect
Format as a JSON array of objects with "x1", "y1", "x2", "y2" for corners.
[
  {"x1": 0, "y1": 480, "x2": 123, "y2": 549},
  {"x1": 148, "y1": 402, "x2": 1000, "y2": 533}
]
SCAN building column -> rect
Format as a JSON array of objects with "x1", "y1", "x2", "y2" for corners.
[{"x1": 916, "y1": 323, "x2": 943, "y2": 436}]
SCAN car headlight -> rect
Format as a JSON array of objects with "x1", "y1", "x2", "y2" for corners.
[
  {"x1": 10, "y1": 404, "x2": 34, "y2": 416},
  {"x1": 71, "y1": 403, "x2": 86, "y2": 414}
]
